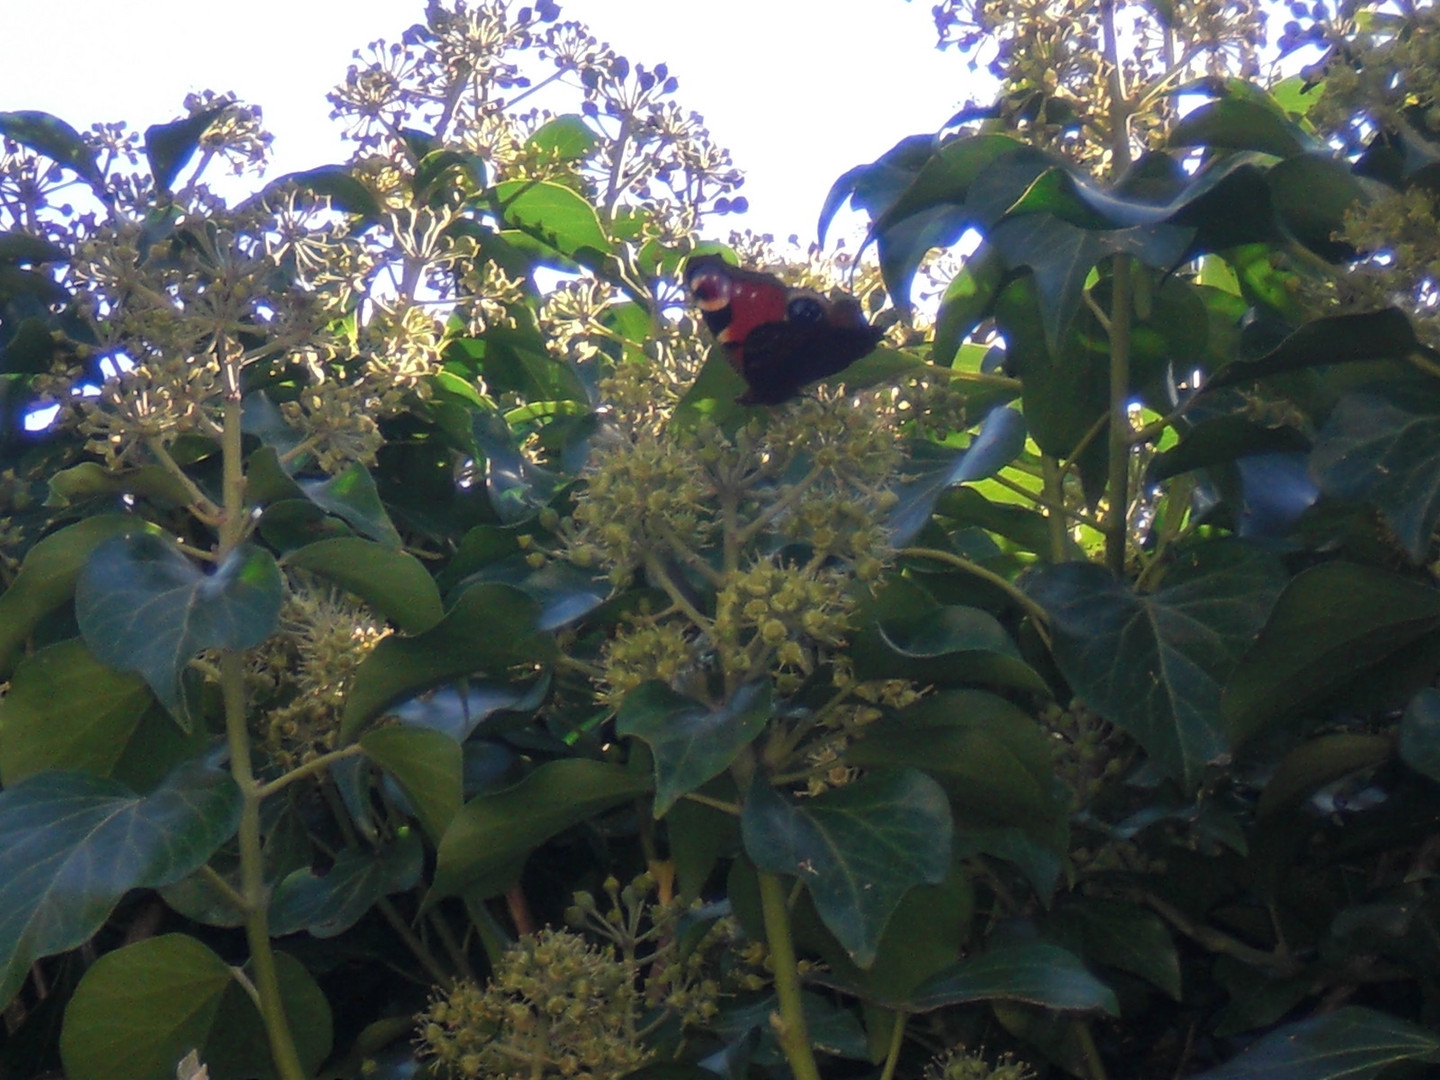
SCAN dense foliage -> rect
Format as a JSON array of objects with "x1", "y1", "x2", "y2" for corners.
[{"x1": 1, "y1": 1, "x2": 1439, "y2": 1078}]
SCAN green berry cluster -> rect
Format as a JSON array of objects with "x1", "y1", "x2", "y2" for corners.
[
  {"x1": 1038, "y1": 697, "x2": 1131, "y2": 812},
  {"x1": 926, "y1": 1046, "x2": 1036, "y2": 1080},
  {"x1": 416, "y1": 928, "x2": 651, "y2": 1080},
  {"x1": 714, "y1": 561, "x2": 854, "y2": 689}
]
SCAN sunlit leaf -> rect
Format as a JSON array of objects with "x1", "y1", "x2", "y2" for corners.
[{"x1": 285, "y1": 537, "x2": 443, "y2": 633}]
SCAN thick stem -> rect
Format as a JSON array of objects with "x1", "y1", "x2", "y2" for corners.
[
  {"x1": 1104, "y1": 257, "x2": 1134, "y2": 576},
  {"x1": 218, "y1": 365, "x2": 306, "y2": 1080},
  {"x1": 878, "y1": 1011, "x2": 907, "y2": 1080},
  {"x1": 756, "y1": 871, "x2": 821, "y2": 1080},
  {"x1": 1041, "y1": 456, "x2": 1069, "y2": 563}
]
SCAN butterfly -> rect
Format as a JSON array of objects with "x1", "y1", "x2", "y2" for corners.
[{"x1": 684, "y1": 255, "x2": 884, "y2": 405}]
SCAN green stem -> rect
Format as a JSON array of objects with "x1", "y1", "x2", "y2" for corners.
[
  {"x1": 878, "y1": 1011, "x2": 907, "y2": 1080},
  {"x1": 1041, "y1": 456, "x2": 1069, "y2": 563},
  {"x1": 255, "y1": 743, "x2": 367, "y2": 799},
  {"x1": 1104, "y1": 256, "x2": 1134, "y2": 576},
  {"x1": 756, "y1": 871, "x2": 821, "y2": 1080},
  {"x1": 217, "y1": 360, "x2": 306, "y2": 1080},
  {"x1": 1073, "y1": 1019, "x2": 1108, "y2": 1080},
  {"x1": 898, "y1": 547, "x2": 1052, "y2": 644}
]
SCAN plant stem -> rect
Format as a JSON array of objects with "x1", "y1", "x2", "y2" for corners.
[
  {"x1": 756, "y1": 870, "x2": 821, "y2": 1080},
  {"x1": 1104, "y1": 256, "x2": 1134, "y2": 576},
  {"x1": 878, "y1": 1010, "x2": 907, "y2": 1080},
  {"x1": 898, "y1": 546, "x2": 1052, "y2": 645},
  {"x1": 1041, "y1": 456, "x2": 1069, "y2": 562},
  {"x1": 217, "y1": 358, "x2": 306, "y2": 1080},
  {"x1": 1073, "y1": 1019, "x2": 1109, "y2": 1080}
]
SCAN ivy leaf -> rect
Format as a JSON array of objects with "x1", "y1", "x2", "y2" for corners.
[
  {"x1": 59, "y1": 934, "x2": 332, "y2": 1080},
  {"x1": 268, "y1": 164, "x2": 383, "y2": 219},
  {"x1": 0, "y1": 639, "x2": 154, "y2": 783},
  {"x1": 525, "y1": 114, "x2": 598, "y2": 162},
  {"x1": 1045, "y1": 898, "x2": 1182, "y2": 1000},
  {"x1": 1401, "y1": 688, "x2": 1440, "y2": 783},
  {"x1": 339, "y1": 582, "x2": 553, "y2": 742},
  {"x1": 1268, "y1": 154, "x2": 1368, "y2": 260},
  {"x1": 144, "y1": 104, "x2": 231, "y2": 192},
  {"x1": 932, "y1": 241, "x2": 1007, "y2": 365},
  {"x1": 1207, "y1": 308, "x2": 1424, "y2": 389},
  {"x1": 270, "y1": 830, "x2": 424, "y2": 938},
  {"x1": 1309, "y1": 387, "x2": 1440, "y2": 560},
  {"x1": 285, "y1": 537, "x2": 444, "y2": 633},
  {"x1": 430, "y1": 758, "x2": 651, "y2": 902},
  {"x1": 618, "y1": 681, "x2": 771, "y2": 817},
  {"x1": 1188, "y1": 1006, "x2": 1439, "y2": 1080},
  {"x1": 889, "y1": 405, "x2": 1027, "y2": 545},
  {"x1": 0, "y1": 514, "x2": 155, "y2": 677},
  {"x1": 0, "y1": 110, "x2": 107, "y2": 195},
  {"x1": 299, "y1": 462, "x2": 402, "y2": 547},
  {"x1": 1224, "y1": 562, "x2": 1440, "y2": 745},
  {"x1": 494, "y1": 179, "x2": 612, "y2": 263},
  {"x1": 871, "y1": 133, "x2": 1026, "y2": 233},
  {"x1": 76, "y1": 535, "x2": 282, "y2": 727},
  {"x1": 0, "y1": 758, "x2": 241, "y2": 1009},
  {"x1": 361, "y1": 726, "x2": 463, "y2": 841},
  {"x1": 1026, "y1": 547, "x2": 1287, "y2": 790},
  {"x1": 911, "y1": 937, "x2": 1119, "y2": 1015},
  {"x1": 1168, "y1": 96, "x2": 1317, "y2": 158},
  {"x1": 741, "y1": 770, "x2": 952, "y2": 967}
]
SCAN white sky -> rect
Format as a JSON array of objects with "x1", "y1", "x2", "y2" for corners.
[{"x1": 0, "y1": 0, "x2": 974, "y2": 244}]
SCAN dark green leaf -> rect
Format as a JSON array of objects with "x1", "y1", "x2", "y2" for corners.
[
  {"x1": 494, "y1": 179, "x2": 612, "y2": 262},
  {"x1": 0, "y1": 230, "x2": 66, "y2": 265},
  {"x1": 412, "y1": 149, "x2": 486, "y2": 202},
  {"x1": 818, "y1": 133, "x2": 936, "y2": 247},
  {"x1": 430, "y1": 758, "x2": 651, "y2": 901},
  {"x1": 889, "y1": 406, "x2": 1027, "y2": 546},
  {"x1": 0, "y1": 111, "x2": 106, "y2": 193},
  {"x1": 270, "y1": 830, "x2": 423, "y2": 938},
  {"x1": 846, "y1": 690, "x2": 1066, "y2": 842},
  {"x1": 361, "y1": 726, "x2": 463, "y2": 841},
  {"x1": 1223, "y1": 562, "x2": 1440, "y2": 744},
  {"x1": 60, "y1": 934, "x2": 332, "y2": 1080},
  {"x1": 1256, "y1": 734, "x2": 1393, "y2": 819},
  {"x1": 1268, "y1": 154, "x2": 1368, "y2": 259},
  {"x1": 340, "y1": 582, "x2": 553, "y2": 742},
  {"x1": 872, "y1": 134, "x2": 1025, "y2": 233},
  {"x1": 144, "y1": 104, "x2": 231, "y2": 192},
  {"x1": 272, "y1": 164, "x2": 383, "y2": 219},
  {"x1": 1168, "y1": 97, "x2": 1317, "y2": 158},
  {"x1": 858, "y1": 597, "x2": 1049, "y2": 695},
  {"x1": 45, "y1": 461, "x2": 194, "y2": 508},
  {"x1": 284, "y1": 537, "x2": 443, "y2": 633},
  {"x1": 1027, "y1": 547, "x2": 1287, "y2": 789},
  {"x1": 1148, "y1": 416, "x2": 1310, "y2": 481},
  {"x1": 1046, "y1": 898, "x2": 1182, "y2": 1000},
  {"x1": 1208, "y1": 308, "x2": 1422, "y2": 389},
  {"x1": 933, "y1": 242, "x2": 1007, "y2": 365},
  {"x1": 741, "y1": 769, "x2": 952, "y2": 967},
  {"x1": 0, "y1": 639, "x2": 154, "y2": 783},
  {"x1": 1401, "y1": 687, "x2": 1440, "y2": 782},
  {"x1": 617, "y1": 681, "x2": 771, "y2": 817},
  {"x1": 0, "y1": 758, "x2": 241, "y2": 1008},
  {"x1": 76, "y1": 535, "x2": 282, "y2": 724},
  {"x1": 1188, "y1": 1006, "x2": 1439, "y2": 1080},
  {"x1": 911, "y1": 938, "x2": 1119, "y2": 1015},
  {"x1": 0, "y1": 515, "x2": 154, "y2": 676},
  {"x1": 300, "y1": 463, "x2": 402, "y2": 547},
  {"x1": 1310, "y1": 386, "x2": 1440, "y2": 560}
]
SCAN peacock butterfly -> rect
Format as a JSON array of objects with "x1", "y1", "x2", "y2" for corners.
[{"x1": 684, "y1": 255, "x2": 884, "y2": 405}]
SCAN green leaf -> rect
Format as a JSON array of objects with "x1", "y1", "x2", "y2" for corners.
[
  {"x1": 144, "y1": 104, "x2": 231, "y2": 192},
  {"x1": 1256, "y1": 734, "x2": 1393, "y2": 819},
  {"x1": 872, "y1": 134, "x2": 1025, "y2": 233},
  {"x1": 299, "y1": 463, "x2": 402, "y2": 547},
  {"x1": 284, "y1": 537, "x2": 443, "y2": 633},
  {"x1": 272, "y1": 164, "x2": 383, "y2": 219},
  {"x1": 339, "y1": 582, "x2": 554, "y2": 742},
  {"x1": 1267, "y1": 154, "x2": 1368, "y2": 259},
  {"x1": 1223, "y1": 562, "x2": 1440, "y2": 745},
  {"x1": 1401, "y1": 687, "x2": 1440, "y2": 782},
  {"x1": 494, "y1": 179, "x2": 612, "y2": 262},
  {"x1": 45, "y1": 462, "x2": 194, "y2": 508},
  {"x1": 933, "y1": 242, "x2": 1007, "y2": 365},
  {"x1": 430, "y1": 758, "x2": 651, "y2": 902},
  {"x1": 525, "y1": 114, "x2": 598, "y2": 161},
  {"x1": 1168, "y1": 97, "x2": 1316, "y2": 158},
  {"x1": 912, "y1": 937, "x2": 1119, "y2": 1014},
  {"x1": 1046, "y1": 898, "x2": 1182, "y2": 1000},
  {"x1": 361, "y1": 726, "x2": 463, "y2": 841},
  {"x1": 617, "y1": 681, "x2": 771, "y2": 817},
  {"x1": 1208, "y1": 309, "x2": 1423, "y2": 389},
  {"x1": 270, "y1": 830, "x2": 423, "y2": 938},
  {"x1": 412, "y1": 149, "x2": 486, "y2": 202},
  {"x1": 0, "y1": 110, "x2": 106, "y2": 193},
  {"x1": 0, "y1": 639, "x2": 153, "y2": 783},
  {"x1": 1189, "y1": 1006, "x2": 1439, "y2": 1080},
  {"x1": 1026, "y1": 547, "x2": 1287, "y2": 790},
  {"x1": 0, "y1": 758, "x2": 241, "y2": 1008},
  {"x1": 0, "y1": 515, "x2": 154, "y2": 676},
  {"x1": 75, "y1": 535, "x2": 283, "y2": 725},
  {"x1": 1148, "y1": 416, "x2": 1310, "y2": 482},
  {"x1": 846, "y1": 690, "x2": 1066, "y2": 843},
  {"x1": 60, "y1": 934, "x2": 333, "y2": 1080},
  {"x1": 856, "y1": 596, "x2": 1048, "y2": 695},
  {"x1": 741, "y1": 769, "x2": 952, "y2": 967},
  {"x1": 1309, "y1": 386, "x2": 1440, "y2": 560}
]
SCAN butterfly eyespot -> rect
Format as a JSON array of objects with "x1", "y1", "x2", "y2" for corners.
[
  {"x1": 786, "y1": 296, "x2": 826, "y2": 323},
  {"x1": 687, "y1": 269, "x2": 732, "y2": 311}
]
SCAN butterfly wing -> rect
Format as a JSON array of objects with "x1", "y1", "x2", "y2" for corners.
[{"x1": 684, "y1": 254, "x2": 883, "y2": 405}]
